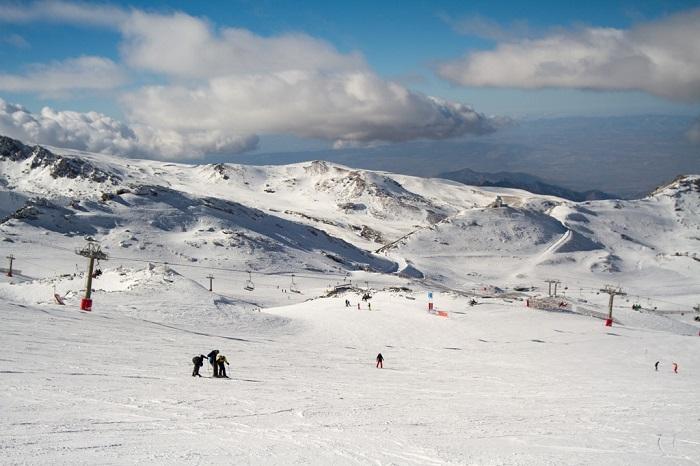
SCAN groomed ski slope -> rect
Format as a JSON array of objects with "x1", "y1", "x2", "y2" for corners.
[{"x1": 1, "y1": 275, "x2": 699, "y2": 465}]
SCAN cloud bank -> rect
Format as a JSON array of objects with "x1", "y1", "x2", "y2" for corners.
[
  {"x1": 117, "y1": 10, "x2": 496, "y2": 150},
  {"x1": 0, "y1": 2, "x2": 496, "y2": 159},
  {"x1": 0, "y1": 98, "x2": 258, "y2": 158},
  {"x1": 438, "y1": 9, "x2": 700, "y2": 101}
]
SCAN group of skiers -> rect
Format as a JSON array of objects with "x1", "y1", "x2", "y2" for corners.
[
  {"x1": 192, "y1": 349, "x2": 230, "y2": 378},
  {"x1": 345, "y1": 299, "x2": 371, "y2": 310},
  {"x1": 192, "y1": 350, "x2": 385, "y2": 377}
]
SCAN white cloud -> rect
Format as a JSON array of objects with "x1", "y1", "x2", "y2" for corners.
[
  {"x1": 122, "y1": 72, "x2": 494, "y2": 148},
  {"x1": 438, "y1": 8, "x2": 700, "y2": 101},
  {"x1": 120, "y1": 12, "x2": 366, "y2": 78},
  {"x1": 687, "y1": 118, "x2": 700, "y2": 144},
  {"x1": 0, "y1": 56, "x2": 126, "y2": 95},
  {"x1": 0, "y1": 2, "x2": 496, "y2": 158},
  {"x1": 0, "y1": 98, "x2": 258, "y2": 158},
  {"x1": 116, "y1": 11, "x2": 495, "y2": 148},
  {"x1": 0, "y1": 0, "x2": 126, "y2": 28}
]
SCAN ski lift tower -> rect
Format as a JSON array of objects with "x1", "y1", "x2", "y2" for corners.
[
  {"x1": 75, "y1": 240, "x2": 108, "y2": 311},
  {"x1": 600, "y1": 285, "x2": 625, "y2": 327}
]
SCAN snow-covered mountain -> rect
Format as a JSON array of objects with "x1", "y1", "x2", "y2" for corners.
[{"x1": 1, "y1": 134, "x2": 699, "y2": 306}]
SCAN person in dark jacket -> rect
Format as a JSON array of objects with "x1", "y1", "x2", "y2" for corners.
[
  {"x1": 207, "y1": 350, "x2": 220, "y2": 377},
  {"x1": 217, "y1": 354, "x2": 230, "y2": 378},
  {"x1": 192, "y1": 354, "x2": 205, "y2": 377},
  {"x1": 376, "y1": 353, "x2": 384, "y2": 369}
]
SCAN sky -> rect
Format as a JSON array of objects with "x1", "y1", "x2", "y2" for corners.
[{"x1": 0, "y1": 0, "x2": 699, "y2": 160}]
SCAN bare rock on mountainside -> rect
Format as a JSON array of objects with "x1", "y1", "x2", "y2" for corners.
[
  {"x1": 0, "y1": 135, "x2": 121, "y2": 184},
  {"x1": 0, "y1": 135, "x2": 34, "y2": 161},
  {"x1": 650, "y1": 174, "x2": 700, "y2": 197}
]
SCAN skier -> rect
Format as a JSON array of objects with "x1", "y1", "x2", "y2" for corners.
[
  {"x1": 376, "y1": 353, "x2": 384, "y2": 369},
  {"x1": 207, "y1": 349, "x2": 219, "y2": 377},
  {"x1": 357, "y1": 303, "x2": 360, "y2": 310},
  {"x1": 654, "y1": 361, "x2": 660, "y2": 371},
  {"x1": 368, "y1": 302, "x2": 371, "y2": 311},
  {"x1": 192, "y1": 354, "x2": 206, "y2": 377},
  {"x1": 672, "y1": 362, "x2": 678, "y2": 373},
  {"x1": 217, "y1": 354, "x2": 230, "y2": 378}
]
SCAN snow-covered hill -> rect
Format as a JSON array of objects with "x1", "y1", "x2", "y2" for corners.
[{"x1": 1, "y1": 135, "x2": 699, "y2": 309}]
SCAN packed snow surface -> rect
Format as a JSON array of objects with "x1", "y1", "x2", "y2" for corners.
[{"x1": 1, "y1": 280, "x2": 699, "y2": 465}]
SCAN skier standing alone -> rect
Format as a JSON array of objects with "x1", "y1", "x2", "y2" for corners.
[
  {"x1": 207, "y1": 349, "x2": 219, "y2": 377},
  {"x1": 192, "y1": 354, "x2": 205, "y2": 377},
  {"x1": 376, "y1": 353, "x2": 384, "y2": 369}
]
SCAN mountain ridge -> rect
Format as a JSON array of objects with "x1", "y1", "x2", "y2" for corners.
[
  {"x1": 1, "y1": 134, "x2": 698, "y2": 302},
  {"x1": 437, "y1": 167, "x2": 616, "y2": 201}
]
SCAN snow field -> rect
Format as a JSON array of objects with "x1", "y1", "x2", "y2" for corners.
[{"x1": 1, "y1": 277, "x2": 699, "y2": 465}]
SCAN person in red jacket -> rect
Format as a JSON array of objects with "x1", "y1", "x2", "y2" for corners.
[{"x1": 376, "y1": 353, "x2": 384, "y2": 369}]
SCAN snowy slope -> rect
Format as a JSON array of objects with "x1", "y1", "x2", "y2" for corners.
[{"x1": 1, "y1": 284, "x2": 699, "y2": 464}]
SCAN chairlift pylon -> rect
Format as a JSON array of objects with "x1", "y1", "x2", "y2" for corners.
[{"x1": 244, "y1": 271, "x2": 255, "y2": 291}]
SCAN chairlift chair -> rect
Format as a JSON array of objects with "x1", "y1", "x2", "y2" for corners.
[
  {"x1": 92, "y1": 259, "x2": 102, "y2": 278},
  {"x1": 244, "y1": 271, "x2": 255, "y2": 291}
]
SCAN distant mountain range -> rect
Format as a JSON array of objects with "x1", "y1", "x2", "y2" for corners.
[
  {"x1": 437, "y1": 168, "x2": 616, "y2": 201},
  {"x1": 225, "y1": 115, "x2": 699, "y2": 199}
]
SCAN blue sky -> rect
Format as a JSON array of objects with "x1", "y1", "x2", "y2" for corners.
[{"x1": 1, "y1": 0, "x2": 699, "y2": 158}]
